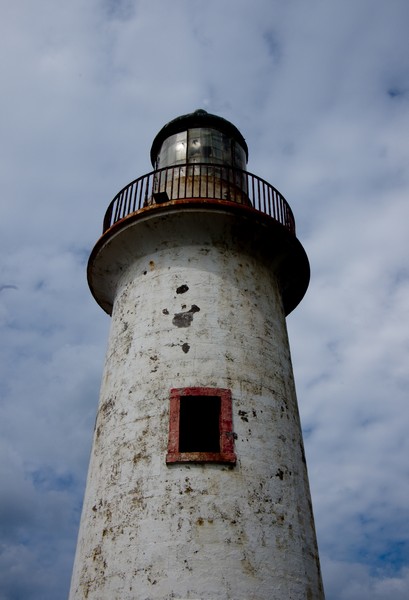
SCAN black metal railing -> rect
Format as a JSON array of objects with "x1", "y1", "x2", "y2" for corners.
[{"x1": 102, "y1": 163, "x2": 295, "y2": 235}]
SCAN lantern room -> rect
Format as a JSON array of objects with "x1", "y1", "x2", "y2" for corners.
[{"x1": 150, "y1": 108, "x2": 248, "y2": 170}]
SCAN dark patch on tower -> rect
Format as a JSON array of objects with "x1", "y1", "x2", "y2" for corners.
[{"x1": 172, "y1": 305, "x2": 200, "y2": 327}]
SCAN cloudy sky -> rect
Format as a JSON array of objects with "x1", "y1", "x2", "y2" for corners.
[{"x1": 1, "y1": 1, "x2": 409, "y2": 598}]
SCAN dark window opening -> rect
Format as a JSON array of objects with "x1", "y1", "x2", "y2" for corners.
[
  {"x1": 166, "y1": 387, "x2": 236, "y2": 465},
  {"x1": 179, "y1": 395, "x2": 221, "y2": 452}
]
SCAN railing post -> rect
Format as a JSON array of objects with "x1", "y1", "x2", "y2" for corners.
[{"x1": 103, "y1": 204, "x2": 113, "y2": 232}]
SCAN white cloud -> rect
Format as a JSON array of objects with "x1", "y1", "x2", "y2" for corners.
[{"x1": 322, "y1": 560, "x2": 409, "y2": 600}]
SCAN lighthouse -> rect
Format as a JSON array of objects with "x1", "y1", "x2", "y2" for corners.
[{"x1": 70, "y1": 109, "x2": 324, "y2": 599}]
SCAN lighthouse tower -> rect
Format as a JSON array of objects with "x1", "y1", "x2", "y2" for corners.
[{"x1": 70, "y1": 109, "x2": 324, "y2": 599}]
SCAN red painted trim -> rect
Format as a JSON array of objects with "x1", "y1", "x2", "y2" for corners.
[{"x1": 166, "y1": 387, "x2": 236, "y2": 465}]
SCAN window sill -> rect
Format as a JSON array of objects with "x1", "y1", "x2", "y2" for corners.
[{"x1": 166, "y1": 451, "x2": 236, "y2": 465}]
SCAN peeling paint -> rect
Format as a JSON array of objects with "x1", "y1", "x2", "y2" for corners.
[
  {"x1": 176, "y1": 284, "x2": 189, "y2": 294},
  {"x1": 172, "y1": 305, "x2": 200, "y2": 328}
]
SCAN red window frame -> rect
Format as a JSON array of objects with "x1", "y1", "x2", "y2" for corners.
[{"x1": 166, "y1": 387, "x2": 236, "y2": 464}]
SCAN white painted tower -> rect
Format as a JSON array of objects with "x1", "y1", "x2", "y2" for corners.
[{"x1": 70, "y1": 109, "x2": 324, "y2": 599}]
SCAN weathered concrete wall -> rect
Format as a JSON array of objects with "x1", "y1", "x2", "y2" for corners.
[{"x1": 70, "y1": 210, "x2": 324, "y2": 599}]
